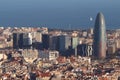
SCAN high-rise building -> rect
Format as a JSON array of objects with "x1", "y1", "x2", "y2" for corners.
[
  {"x1": 13, "y1": 33, "x2": 23, "y2": 49},
  {"x1": 77, "y1": 44, "x2": 93, "y2": 57},
  {"x1": 13, "y1": 33, "x2": 19, "y2": 49},
  {"x1": 59, "y1": 35, "x2": 71, "y2": 52},
  {"x1": 23, "y1": 33, "x2": 32, "y2": 49},
  {"x1": 18, "y1": 33, "x2": 24, "y2": 49},
  {"x1": 35, "y1": 32, "x2": 42, "y2": 42},
  {"x1": 42, "y1": 34, "x2": 50, "y2": 50},
  {"x1": 93, "y1": 12, "x2": 107, "y2": 59},
  {"x1": 71, "y1": 37, "x2": 78, "y2": 49},
  {"x1": 42, "y1": 34, "x2": 60, "y2": 50},
  {"x1": 50, "y1": 36, "x2": 60, "y2": 50},
  {"x1": 13, "y1": 32, "x2": 32, "y2": 49}
]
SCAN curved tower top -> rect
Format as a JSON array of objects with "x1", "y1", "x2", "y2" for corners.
[
  {"x1": 93, "y1": 12, "x2": 107, "y2": 59},
  {"x1": 95, "y1": 12, "x2": 105, "y2": 28}
]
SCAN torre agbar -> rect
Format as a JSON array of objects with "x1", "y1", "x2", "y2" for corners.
[{"x1": 93, "y1": 12, "x2": 107, "y2": 59}]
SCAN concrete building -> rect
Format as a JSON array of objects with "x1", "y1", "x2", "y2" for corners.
[
  {"x1": 22, "y1": 49, "x2": 39, "y2": 63},
  {"x1": 0, "y1": 53, "x2": 7, "y2": 60},
  {"x1": 23, "y1": 33, "x2": 32, "y2": 49},
  {"x1": 38, "y1": 50, "x2": 59, "y2": 60},
  {"x1": 115, "y1": 39, "x2": 120, "y2": 49},
  {"x1": 35, "y1": 32, "x2": 42, "y2": 42},
  {"x1": 107, "y1": 39, "x2": 116, "y2": 54},
  {"x1": 82, "y1": 31, "x2": 87, "y2": 37},
  {"x1": 107, "y1": 45, "x2": 116, "y2": 54},
  {"x1": 71, "y1": 37, "x2": 79, "y2": 49}
]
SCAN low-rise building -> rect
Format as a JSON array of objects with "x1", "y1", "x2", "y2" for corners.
[
  {"x1": 22, "y1": 49, "x2": 39, "y2": 63},
  {"x1": 38, "y1": 50, "x2": 59, "y2": 60}
]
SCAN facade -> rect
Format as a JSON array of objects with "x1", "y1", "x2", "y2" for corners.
[
  {"x1": 71, "y1": 37, "x2": 79, "y2": 49},
  {"x1": 13, "y1": 32, "x2": 32, "y2": 49},
  {"x1": 35, "y1": 32, "x2": 42, "y2": 42},
  {"x1": 13, "y1": 33, "x2": 23, "y2": 49},
  {"x1": 13, "y1": 33, "x2": 19, "y2": 49},
  {"x1": 42, "y1": 34, "x2": 50, "y2": 50},
  {"x1": 38, "y1": 50, "x2": 59, "y2": 60},
  {"x1": 49, "y1": 36, "x2": 59, "y2": 50},
  {"x1": 107, "y1": 45, "x2": 116, "y2": 54},
  {"x1": 59, "y1": 35, "x2": 71, "y2": 52},
  {"x1": 107, "y1": 39, "x2": 116, "y2": 54},
  {"x1": 23, "y1": 33, "x2": 32, "y2": 49},
  {"x1": 18, "y1": 33, "x2": 24, "y2": 49},
  {"x1": 0, "y1": 53, "x2": 7, "y2": 60},
  {"x1": 93, "y1": 12, "x2": 107, "y2": 59},
  {"x1": 115, "y1": 39, "x2": 120, "y2": 49},
  {"x1": 22, "y1": 49, "x2": 39, "y2": 63},
  {"x1": 77, "y1": 44, "x2": 93, "y2": 57}
]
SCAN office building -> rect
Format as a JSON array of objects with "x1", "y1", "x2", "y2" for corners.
[
  {"x1": 59, "y1": 35, "x2": 71, "y2": 52},
  {"x1": 42, "y1": 34, "x2": 50, "y2": 50},
  {"x1": 23, "y1": 33, "x2": 32, "y2": 49},
  {"x1": 71, "y1": 37, "x2": 79, "y2": 49},
  {"x1": 93, "y1": 12, "x2": 107, "y2": 59},
  {"x1": 13, "y1": 32, "x2": 32, "y2": 49},
  {"x1": 13, "y1": 33, "x2": 23, "y2": 49},
  {"x1": 77, "y1": 44, "x2": 93, "y2": 57}
]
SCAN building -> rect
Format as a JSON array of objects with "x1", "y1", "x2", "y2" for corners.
[
  {"x1": 59, "y1": 35, "x2": 71, "y2": 52},
  {"x1": 0, "y1": 53, "x2": 7, "y2": 60},
  {"x1": 13, "y1": 32, "x2": 32, "y2": 49},
  {"x1": 93, "y1": 12, "x2": 107, "y2": 59},
  {"x1": 71, "y1": 37, "x2": 79, "y2": 49},
  {"x1": 18, "y1": 33, "x2": 24, "y2": 49},
  {"x1": 87, "y1": 28, "x2": 94, "y2": 38},
  {"x1": 23, "y1": 33, "x2": 32, "y2": 49},
  {"x1": 31, "y1": 32, "x2": 42, "y2": 43},
  {"x1": 13, "y1": 33, "x2": 23, "y2": 49},
  {"x1": 22, "y1": 49, "x2": 39, "y2": 63},
  {"x1": 42, "y1": 34, "x2": 60, "y2": 50},
  {"x1": 13, "y1": 33, "x2": 19, "y2": 49},
  {"x1": 49, "y1": 35, "x2": 60, "y2": 50},
  {"x1": 107, "y1": 44, "x2": 116, "y2": 54},
  {"x1": 77, "y1": 44, "x2": 93, "y2": 57},
  {"x1": 107, "y1": 39, "x2": 116, "y2": 54},
  {"x1": 115, "y1": 39, "x2": 120, "y2": 49},
  {"x1": 35, "y1": 32, "x2": 42, "y2": 42},
  {"x1": 82, "y1": 31, "x2": 87, "y2": 37},
  {"x1": 42, "y1": 34, "x2": 50, "y2": 50},
  {"x1": 38, "y1": 50, "x2": 59, "y2": 60}
]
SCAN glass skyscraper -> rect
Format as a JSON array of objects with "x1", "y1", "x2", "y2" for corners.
[{"x1": 93, "y1": 12, "x2": 107, "y2": 59}]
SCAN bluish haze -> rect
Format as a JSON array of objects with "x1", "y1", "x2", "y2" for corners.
[{"x1": 0, "y1": 0, "x2": 120, "y2": 29}]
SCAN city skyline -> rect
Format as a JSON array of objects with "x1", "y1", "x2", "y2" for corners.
[{"x1": 0, "y1": 0, "x2": 120, "y2": 79}]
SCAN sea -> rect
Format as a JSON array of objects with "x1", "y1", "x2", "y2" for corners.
[{"x1": 0, "y1": 0, "x2": 120, "y2": 29}]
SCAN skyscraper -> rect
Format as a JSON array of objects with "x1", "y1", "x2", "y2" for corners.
[
  {"x1": 13, "y1": 32, "x2": 32, "y2": 49},
  {"x1": 59, "y1": 35, "x2": 71, "y2": 52},
  {"x1": 13, "y1": 33, "x2": 23, "y2": 49},
  {"x1": 71, "y1": 37, "x2": 78, "y2": 49},
  {"x1": 77, "y1": 44, "x2": 93, "y2": 57},
  {"x1": 93, "y1": 12, "x2": 107, "y2": 59},
  {"x1": 42, "y1": 34, "x2": 50, "y2": 50}
]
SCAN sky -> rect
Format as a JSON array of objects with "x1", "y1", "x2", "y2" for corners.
[{"x1": 0, "y1": 0, "x2": 119, "y2": 29}]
